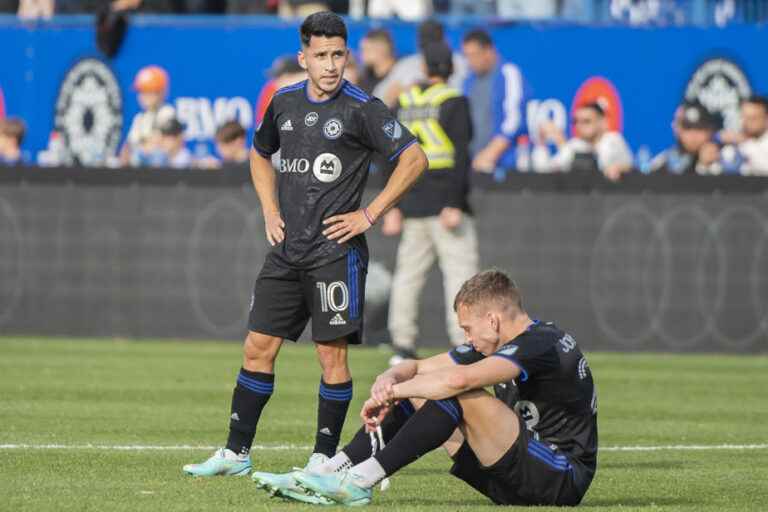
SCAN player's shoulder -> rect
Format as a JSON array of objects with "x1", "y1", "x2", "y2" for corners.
[
  {"x1": 270, "y1": 80, "x2": 307, "y2": 109},
  {"x1": 339, "y1": 81, "x2": 374, "y2": 106},
  {"x1": 515, "y1": 320, "x2": 564, "y2": 347}
]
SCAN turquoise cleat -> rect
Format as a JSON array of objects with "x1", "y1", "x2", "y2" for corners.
[
  {"x1": 182, "y1": 448, "x2": 251, "y2": 476},
  {"x1": 252, "y1": 453, "x2": 333, "y2": 504},
  {"x1": 252, "y1": 470, "x2": 334, "y2": 505},
  {"x1": 295, "y1": 470, "x2": 373, "y2": 506}
]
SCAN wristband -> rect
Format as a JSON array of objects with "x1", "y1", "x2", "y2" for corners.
[{"x1": 363, "y1": 207, "x2": 376, "y2": 226}]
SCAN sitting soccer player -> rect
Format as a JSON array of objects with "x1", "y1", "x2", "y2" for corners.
[{"x1": 253, "y1": 269, "x2": 597, "y2": 506}]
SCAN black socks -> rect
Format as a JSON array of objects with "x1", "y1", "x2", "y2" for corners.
[
  {"x1": 225, "y1": 368, "x2": 274, "y2": 456},
  {"x1": 313, "y1": 378, "x2": 353, "y2": 457}
]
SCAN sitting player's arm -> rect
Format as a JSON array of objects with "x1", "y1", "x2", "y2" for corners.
[
  {"x1": 391, "y1": 356, "x2": 522, "y2": 401},
  {"x1": 369, "y1": 352, "x2": 456, "y2": 405}
]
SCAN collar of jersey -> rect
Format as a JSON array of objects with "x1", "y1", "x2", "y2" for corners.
[{"x1": 304, "y1": 79, "x2": 346, "y2": 105}]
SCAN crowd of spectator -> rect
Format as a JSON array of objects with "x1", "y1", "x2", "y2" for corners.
[{"x1": 1, "y1": 15, "x2": 768, "y2": 177}]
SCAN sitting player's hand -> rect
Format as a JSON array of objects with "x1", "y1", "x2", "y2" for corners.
[
  {"x1": 361, "y1": 398, "x2": 391, "y2": 433},
  {"x1": 263, "y1": 210, "x2": 285, "y2": 246},
  {"x1": 322, "y1": 210, "x2": 373, "y2": 244},
  {"x1": 371, "y1": 376, "x2": 396, "y2": 406}
]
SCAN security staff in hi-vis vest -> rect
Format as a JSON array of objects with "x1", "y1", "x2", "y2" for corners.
[{"x1": 382, "y1": 41, "x2": 479, "y2": 364}]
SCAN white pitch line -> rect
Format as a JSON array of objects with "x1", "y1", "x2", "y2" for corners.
[{"x1": 0, "y1": 443, "x2": 766, "y2": 452}]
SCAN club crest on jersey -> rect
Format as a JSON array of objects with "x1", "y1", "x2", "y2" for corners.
[
  {"x1": 305, "y1": 112, "x2": 319, "y2": 127},
  {"x1": 323, "y1": 118, "x2": 343, "y2": 140},
  {"x1": 456, "y1": 344, "x2": 473, "y2": 354},
  {"x1": 313, "y1": 153, "x2": 342, "y2": 183},
  {"x1": 382, "y1": 120, "x2": 402, "y2": 140}
]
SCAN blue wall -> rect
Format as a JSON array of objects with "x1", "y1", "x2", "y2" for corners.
[{"x1": 1, "y1": 15, "x2": 766, "y2": 162}]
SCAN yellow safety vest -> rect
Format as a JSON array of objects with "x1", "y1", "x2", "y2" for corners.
[{"x1": 397, "y1": 83, "x2": 460, "y2": 170}]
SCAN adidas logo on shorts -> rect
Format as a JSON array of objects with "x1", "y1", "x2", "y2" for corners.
[
  {"x1": 330, "y1": 313, "x2": 346, "y2": 326},
  {"x1": 280, "y1": 119, "x2": 293, "y2": 131}
]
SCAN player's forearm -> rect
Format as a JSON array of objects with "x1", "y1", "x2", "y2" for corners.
[
  {"x1": 392, "y1": 368, "x2": 467, "y2": 401},
  {"x1": 380, "y1": 359, "x2": 419, "y2": 384},
  {"x1": 366, "y1": 144, "x2": 427, "y2": 220},
  {"x1": 249, "y1": 149, "x2": 280, "y2": 214}
]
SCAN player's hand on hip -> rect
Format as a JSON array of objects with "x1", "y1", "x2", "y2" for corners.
[
  {"x1": 439, "y1": 207, "x2": 462, "y2": 230},
  {"x1": 264, "y1": 210, "x2": 285, "y2": 246},
  {"x1": 323, "y1": 210, "x2": 372, "y2": 244}
]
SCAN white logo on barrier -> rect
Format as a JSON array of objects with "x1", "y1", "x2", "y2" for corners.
[
  {"x1": 685, "y1": 58, "x2": 752, "y2": 132},
  {"x1": 175, "y1": 96, "x2": 253, "y2": 141},
  {"x1": 323, "y1": 118, "x2": 343, "y2": 140},
  {"x1": 313, "y1": 153, "x2": 342, "y2": 182},
  {"x1": 54, "y1": 58, "x2": 123, "y2": 165}
]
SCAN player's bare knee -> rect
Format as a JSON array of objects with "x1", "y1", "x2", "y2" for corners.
[{"x1": 242, "y1": 331, "x2": 281, "y2": 370}]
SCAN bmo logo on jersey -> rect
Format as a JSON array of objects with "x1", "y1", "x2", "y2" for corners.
[
  {"x1": 280, "y1": 158, "x2": 310, "y2": 173},
  {"x1": 313, "y1": 153, "x2": 342, "y2": 183}
]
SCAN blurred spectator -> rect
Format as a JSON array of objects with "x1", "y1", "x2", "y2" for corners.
[
  {"x1": 120, "y1": 65, "x2": 175, "y2": 165},
  {"x1": 17, "y1": 0, "x2": 53, "y2": 18},
  {"x1": 0, "y1": 117, "x2": 26, "y2": 165},
  {"x1": 533, "y1": 102, "x2": 633, "y2": 181},
  {"x1": 720, "y1": 95, "x2": 768, "y2": 175},
  {"x1": 343, "y1": 50, "x2": 360, "y2": 84},
  {"x1": 384, "y1": 41, "x2": 477, "y2": 362},
  {"x1": 256, "y1": 55, "x2": 306, "y2": 125},
  {"x1": 462, "y1": 28, "x2": 529, "y2": 174},
  {"x1": 227, "y1": 0, "x2": 275, "y2": 13},
  {"x1": 215, "y1": 120, "x2": 248, "y2": 164},
  {"x1": 651, "y1": 102, "x2": 721, "y2": 175},
  {"x1": 368, "y1": 0, "x2": 431, "y2": 20},
  {"x1": 157, "y1": 118, "x2": 193, "y2": 168},
  {"x1": 358, "y1": 28, "x2": 397, "y2": 97},
  {"x1": 278, "y1": 0, "x2": 328, "y2": 19},
  {"x1": 378, "y1": 20, "x2": 468, "y2": 107},
  {"x1": 497, "y1": 0, "x2": 558, "y2": 19}
]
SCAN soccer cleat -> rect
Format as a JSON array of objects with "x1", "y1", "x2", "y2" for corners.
[
  {"x1": 295, "y1": 470, "x2": 373, "y2": 506},
  {"x1": 252, "y1": 453, "x2": 333, "y2": 504},
  {"x1": 182, "y1": 448, "x2": 251, "y2": 476},
  {"x1": 252, "y1": 470, "x2": 334, "y2": 505}
]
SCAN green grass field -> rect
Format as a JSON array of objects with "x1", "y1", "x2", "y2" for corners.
[{"x1": 1, "y1": 337, "x2": 767, "y2": 511}]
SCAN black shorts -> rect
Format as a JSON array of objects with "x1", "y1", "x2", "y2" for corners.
[
  {"x1": 248, "y1": 249, "x2": 367, "y2": 344},
  {"x1": 450, "y1": 417, "x2": 594, "y2": 506}
]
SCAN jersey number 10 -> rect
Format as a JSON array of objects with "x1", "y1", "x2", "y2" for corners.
[{"x1": 316, "y1": 281, "x2": 349, "y2": 313}]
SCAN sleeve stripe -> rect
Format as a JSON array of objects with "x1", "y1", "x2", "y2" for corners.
[
  {"x1": 500, "y1": 63, "x2": 523, "y2": 136},
  {"x1": 490, "y1": 353, "x2": 529, "y2": 382},
  {"x1": 388, "y1": 139, "x2": 417, "y2": 161},
  {"x1": 449, "y1": 350, "x2": 461, "y2": 364}
]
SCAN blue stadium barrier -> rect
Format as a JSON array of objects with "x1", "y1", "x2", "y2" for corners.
[{"x1": 0, "y1": 15, "x2": 766, "y2": 165}]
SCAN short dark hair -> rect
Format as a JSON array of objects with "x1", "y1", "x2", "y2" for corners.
[
  {"x1": 578, "y1": 102, "x2": 605, "y2": 118},
  {"x1": 0, "y1": 117, "x2": 26, "y2": 145},
  {"x1": 216, "y1": 120, "x2": 246, "y2": 143},
  {"x1": 462, "y1": 28, "x2": 493, "y2": 48},
  {"x1": 423, "y1": 41, "x2": 453, "y2": 80},
  {"x1": 742, "y1": 95, "x2": 768, "y2": 112},
  {"x1": 364, "y1": 28, "x2": 395, "y2": 55},
  {"x1": 300, "y1": 11, "x2": 347, "y2": 47},
  {"x1": 418, "y1": 19, "x2": 444, "y2": 50},
  {"x1": 453, "y1": 269, "x2": 524, "y2": 315}
]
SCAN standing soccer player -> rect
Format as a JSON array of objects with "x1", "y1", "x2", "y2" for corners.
[{"x1": 184, "y1": 12, "x2": 427, "y2": 479}]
